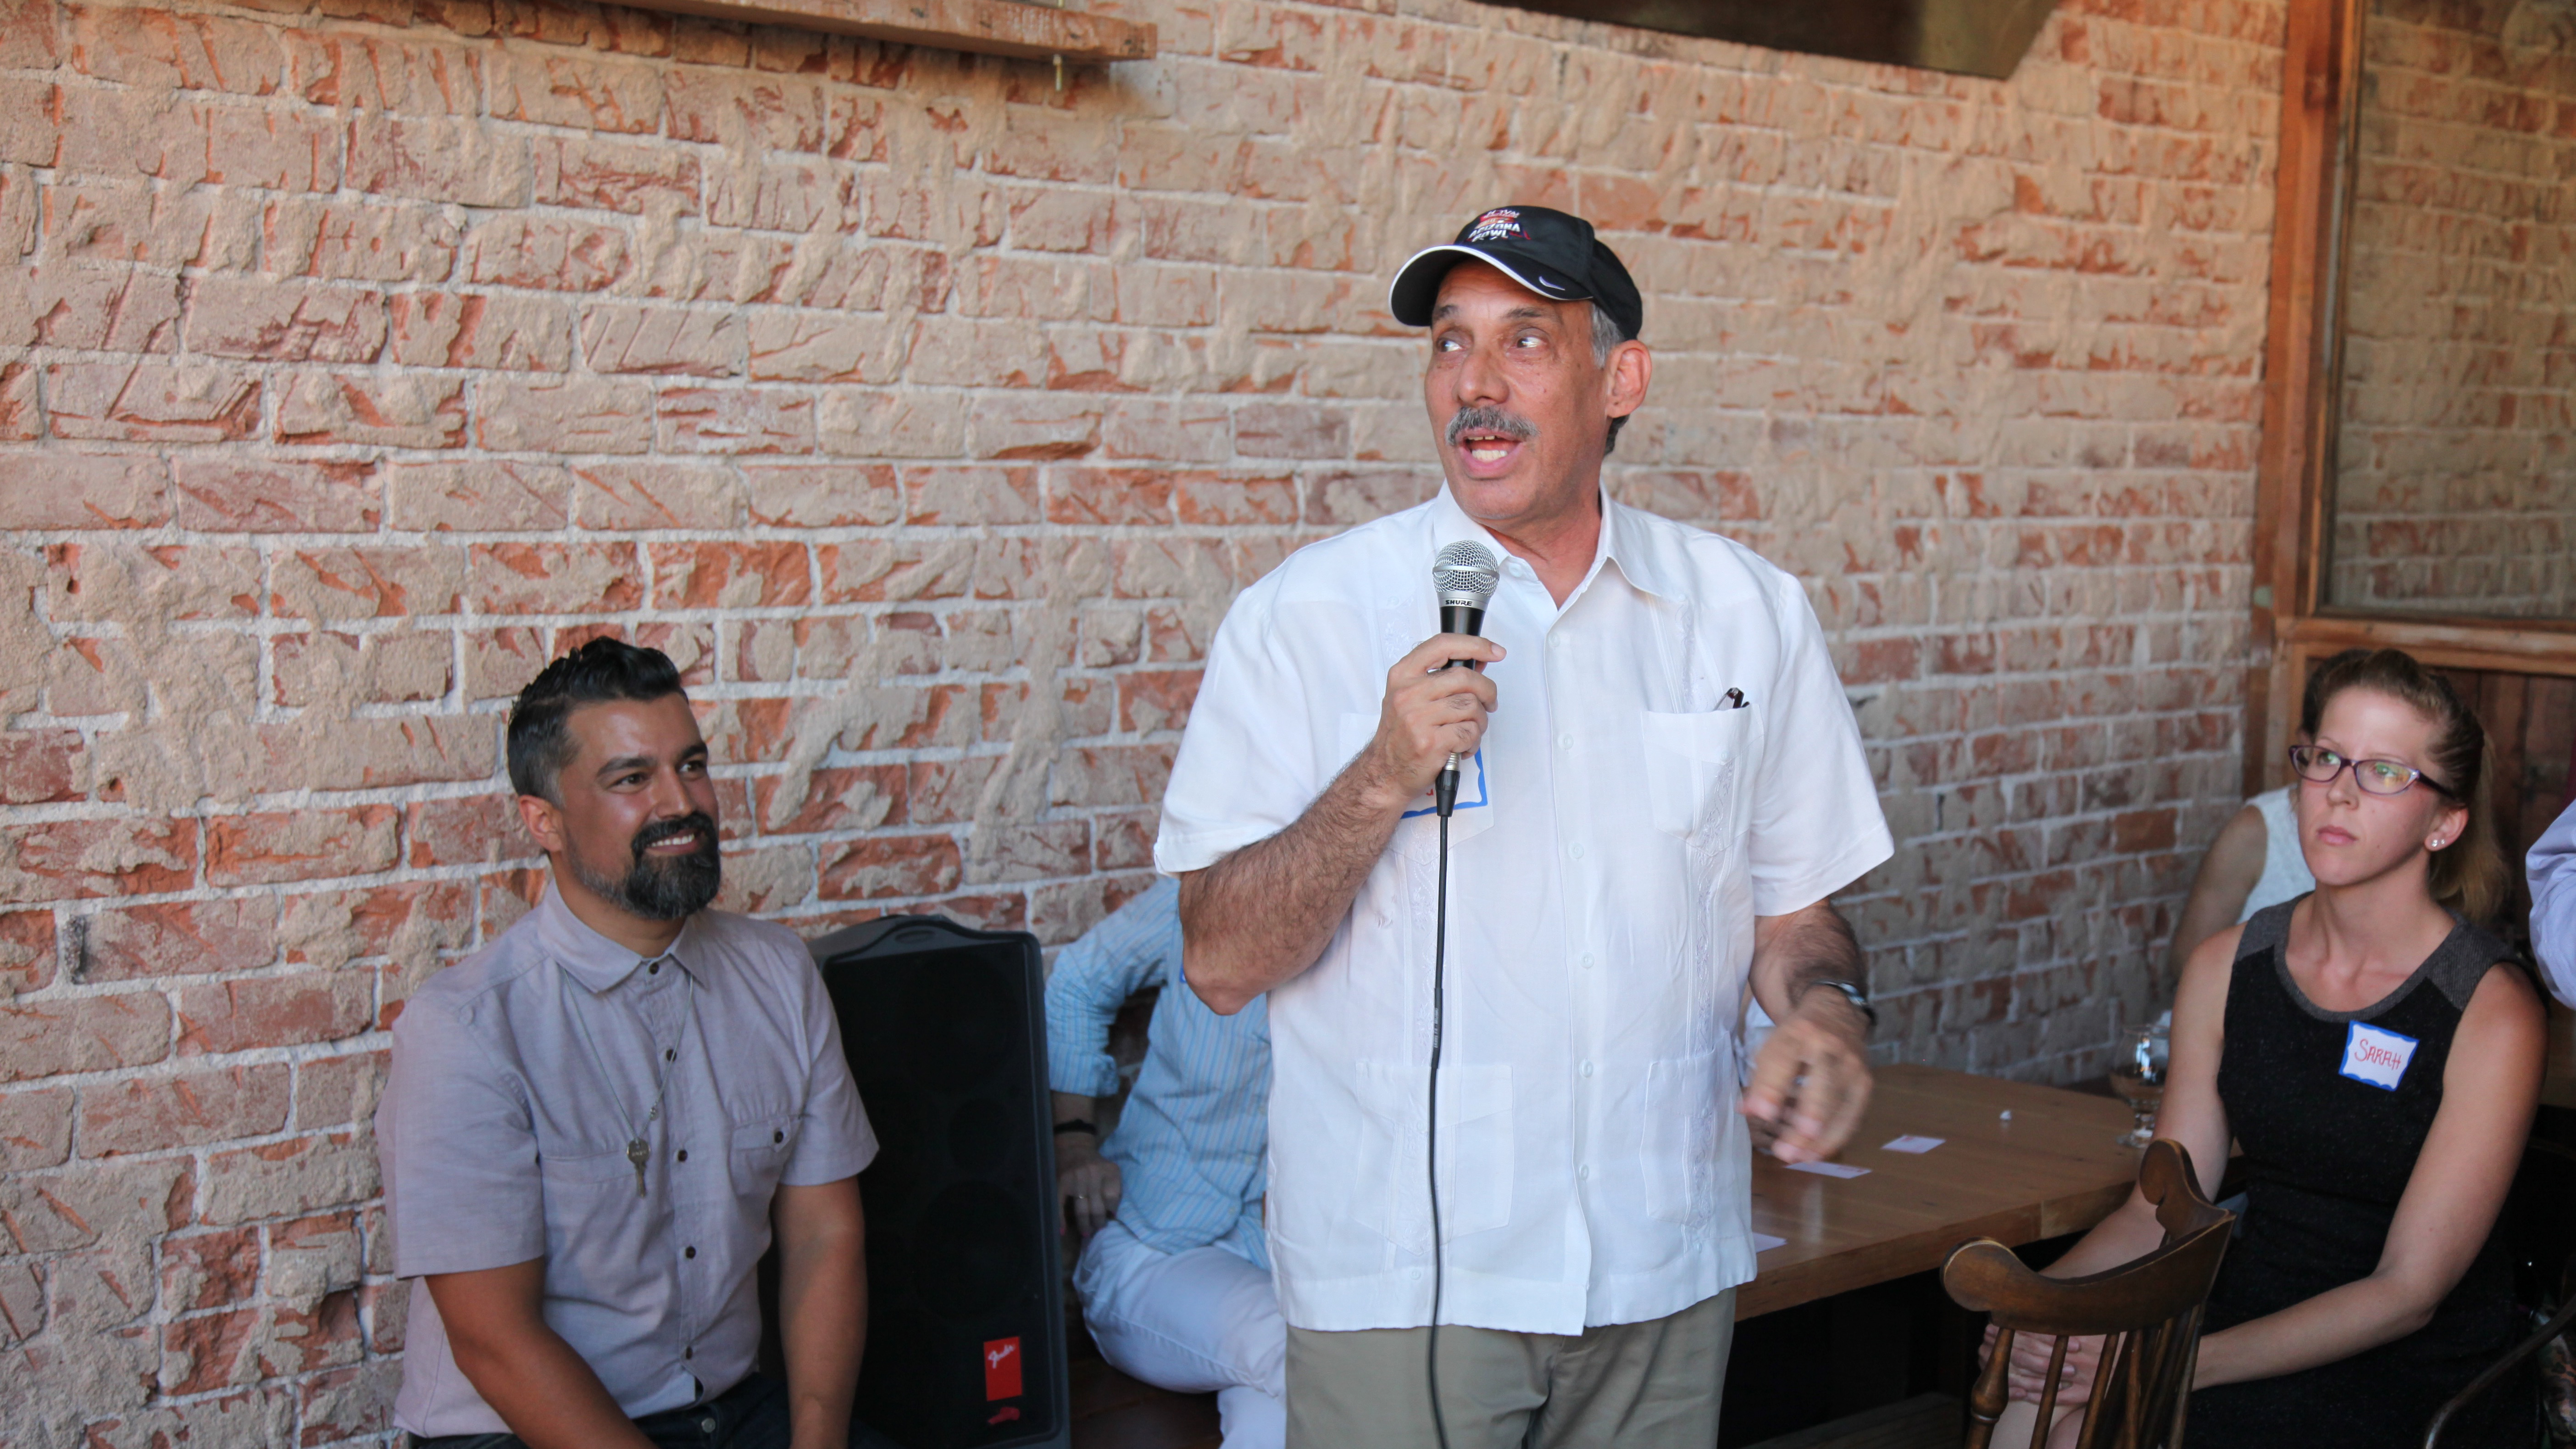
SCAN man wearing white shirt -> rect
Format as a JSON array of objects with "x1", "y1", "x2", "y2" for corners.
[{"x1": 1154, "y1": 205, "x2": 1895, "y2": 1447}]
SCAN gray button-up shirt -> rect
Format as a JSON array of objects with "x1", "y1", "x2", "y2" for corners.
[{"x1": 378, "y1": 885, "x2": 876, "y2": 1437}]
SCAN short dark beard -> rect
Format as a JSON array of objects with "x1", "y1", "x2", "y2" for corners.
[
  {"x1": 1445, "y1": 404, "x2": 1538, "y2": 450},
  {"x1": 568, "y1": 812, "x2": 722, "y2": 922}
]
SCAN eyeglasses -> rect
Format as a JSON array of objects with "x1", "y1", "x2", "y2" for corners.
[{"x1": 2287, "y1": 745, "x2": 2459, "y2": 799}]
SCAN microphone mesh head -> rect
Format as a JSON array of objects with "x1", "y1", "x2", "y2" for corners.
[{"x1": 1432, "y1": 541, "x2": 1502, "y2": 609}]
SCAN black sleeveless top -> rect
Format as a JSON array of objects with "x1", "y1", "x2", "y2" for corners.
[{"x1": 2189, "y1": 899, "x2": 2525, "y2": 1448}]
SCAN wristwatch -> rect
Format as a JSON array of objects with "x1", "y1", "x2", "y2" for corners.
[{"x1": 1799, "y1": 979, "x2": 1877, "y2": 1030}]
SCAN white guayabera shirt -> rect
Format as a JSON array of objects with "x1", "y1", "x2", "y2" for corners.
[{"x1": 1155, "y1": 486, "x2": 1892, "y2": 1336}]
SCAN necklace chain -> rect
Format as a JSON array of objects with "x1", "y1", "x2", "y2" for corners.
[{"x1": 565, "y1": 954, "x2": 696, "y2": 1199}]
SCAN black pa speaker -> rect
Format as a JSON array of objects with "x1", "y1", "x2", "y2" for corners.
[{"x1": 806, "y1": 914, "x2": 1070, "y2": 1449}]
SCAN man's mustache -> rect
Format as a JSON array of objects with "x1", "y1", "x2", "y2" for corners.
[
  {"x1": 631, "y1": 812, "x2": 718, "y2": 863},
  {"x1": 1446, "y1": 406, "x2": 1537, "y2": 449}
]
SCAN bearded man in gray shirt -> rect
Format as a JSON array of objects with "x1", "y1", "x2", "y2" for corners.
[{"x1": 378, "y1": 638, "x2": 877, "y2": 1448}]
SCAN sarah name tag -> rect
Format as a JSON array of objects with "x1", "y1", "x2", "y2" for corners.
[{"x1": 2339, "y1": 1021, "x2": 2420, "y2": 1091}]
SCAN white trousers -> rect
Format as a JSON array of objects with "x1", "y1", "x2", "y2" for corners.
[{"x1": 1074, "y1": 1220, "x2": 1287, "y2": 1449}]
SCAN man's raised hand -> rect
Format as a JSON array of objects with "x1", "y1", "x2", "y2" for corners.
[{"x1": 1357, "y1": 633, "x2": 1504, "y2": 809}]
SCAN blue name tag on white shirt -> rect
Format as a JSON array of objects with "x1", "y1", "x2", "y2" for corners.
[
  {"x1": 1401, "y1": 747, "x2": 1488, "y2": 819},
  {"x1": 2339, "y1": 1021, "x2": 2419, "y2": 1091}
]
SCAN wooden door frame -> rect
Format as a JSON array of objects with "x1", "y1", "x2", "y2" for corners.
[{"x1": 2246, "y1": 0, "x2": 2576, "y2": 796}]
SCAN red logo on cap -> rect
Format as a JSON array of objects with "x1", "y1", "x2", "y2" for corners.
[
  {"x1": 1467, "y1": 208, "x2": 1524, "y2": 243},
  {"x1": 983, "y1": 1337, "x2": 1022, "y2": 1401}
]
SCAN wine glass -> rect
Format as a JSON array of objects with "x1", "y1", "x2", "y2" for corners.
[{"x1": 2110, "y1": 1025, "x2": 2169, "y2": 1149}]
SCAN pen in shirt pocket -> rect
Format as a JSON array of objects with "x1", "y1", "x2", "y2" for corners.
[{"x1": 1721, "y1": 688, "x2": 1748, "y2": 710}]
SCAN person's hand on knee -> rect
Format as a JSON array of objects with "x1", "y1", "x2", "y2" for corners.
[{"x1": 1059, "y1": 1136, "x2": 1123, "y2": 1238}]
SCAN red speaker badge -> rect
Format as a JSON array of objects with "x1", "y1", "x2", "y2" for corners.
[{"x1": 983, "y1": 1336, "x2": 1023, "y2": 1402}]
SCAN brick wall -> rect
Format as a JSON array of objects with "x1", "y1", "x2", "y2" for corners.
[
  {"x1": 0, "y1": 0, "x2": 2282, "y2": 1439},
  {"x1": 2328, "y1": 0, "x2": 2565, "y2": 613},
  {"x1": 2328, "y1": 0, "x2": 2576, "y2": 618}
]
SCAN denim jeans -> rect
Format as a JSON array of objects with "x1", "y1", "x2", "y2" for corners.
[{"x1": 413, "y1": 1373, "x2": 788, "y2": 1449}]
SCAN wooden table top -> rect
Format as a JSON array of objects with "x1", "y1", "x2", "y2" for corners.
[{"x1": 1738, "y1": 1063, "x2": 2145, "y2": 1320}]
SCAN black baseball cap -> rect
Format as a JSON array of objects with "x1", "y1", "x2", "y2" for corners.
[{"x1": 1388, "y1": 205, "x2": 1644, "y2": 342}]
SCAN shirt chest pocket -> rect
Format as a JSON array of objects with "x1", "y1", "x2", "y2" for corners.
[
  {"x1": 539, "y1": 1146, "x2": 636, "y2": 1192},
  {"x1": 1641, "y1": 708, "x2": 1754, "y2": 842},
  {"x1": 729, "y1": 1115, "x2": 799, "y2": 1202},
  {"x1": 537, "y1": 1146, "x2": 643, "y2": 1246}
]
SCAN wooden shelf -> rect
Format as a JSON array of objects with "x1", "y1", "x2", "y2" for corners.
[
  {"x1": 2282, "y1": 613, "x2": 2576, "y2": 679},
  {"x1": 616, "y1": 0, "x2": 1155, "y2": 64}
]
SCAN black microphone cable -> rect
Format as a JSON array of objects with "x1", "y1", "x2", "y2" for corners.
[{"x1": 1427, "y1": 764, "x2": 1457, "y2": 1449}]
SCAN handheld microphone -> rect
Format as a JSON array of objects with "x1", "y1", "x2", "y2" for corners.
[
  {"x1": 1422, "y1": 540, "x2": 1497, "y2": 1449},
  {"x1": 1430, "y1": 542, "x2": 1501, "y2": 817}
]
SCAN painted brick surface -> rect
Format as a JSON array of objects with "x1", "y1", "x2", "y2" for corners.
[
  {"x1": 2326, "y1": 0, "x2": 2576, "y2": 619},
  {"x1": 0, "y1": 0, "x2": 2282, "y2": 1438}
]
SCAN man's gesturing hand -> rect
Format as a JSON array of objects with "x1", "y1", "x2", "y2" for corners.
[
  {"x1": 1356, "y1": 633, "x2": 1505, "y2": 808},
  {"x1": 1742, "y1": 902, "x2": 1875, "y2": 1163},
  {"x1": 1741, "y1": 987, "x2": 1872, "y2": 1163}
]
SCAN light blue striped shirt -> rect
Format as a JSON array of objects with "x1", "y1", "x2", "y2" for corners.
[{"x1": 1044, "y1": 877, "x2": 1271, "y2": 1270}]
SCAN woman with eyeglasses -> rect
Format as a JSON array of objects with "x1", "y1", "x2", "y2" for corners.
[{"x1": 1987, "y1": 646, "x2": 2542, "y2": 1449}]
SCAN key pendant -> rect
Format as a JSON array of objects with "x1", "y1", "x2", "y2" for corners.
[{"x1": 627, "y1": 1138, "x2": 649, "y2": 1198}]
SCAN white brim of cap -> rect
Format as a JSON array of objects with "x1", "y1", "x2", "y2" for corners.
[{"x1": 1387, "y1": 243, "x2": 1588, "y2": 325}]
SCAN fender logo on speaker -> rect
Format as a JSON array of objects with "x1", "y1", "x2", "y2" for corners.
[{"x1": 984, "y1": 1337, "x2": 1023, "y2": 1401}]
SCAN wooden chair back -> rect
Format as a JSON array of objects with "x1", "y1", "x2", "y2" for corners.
[{"x1": 1942, "y1": 1139, "x2": 2236, "y2": 1449}]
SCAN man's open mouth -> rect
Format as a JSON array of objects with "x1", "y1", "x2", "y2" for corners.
[{"x1": 1446, "y1": 407, "x2": 1537, "y2": 468}]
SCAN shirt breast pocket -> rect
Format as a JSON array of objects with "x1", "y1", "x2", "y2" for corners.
[
  {"x1": 1641, "y1": 708, "x2": 1752, "y2": 843},
  {"x1": 539, "y1": 1148, "x2": 634, "y2": 1189},
  {"x1": 538, "y1": 1147, "x2": 638, "y2": 1242},
  {"x1": 730, "y1": 1115, "x2": 799, "y2": 1200}
]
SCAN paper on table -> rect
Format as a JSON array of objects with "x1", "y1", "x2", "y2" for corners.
[
  {"x1": 1785, "y1": 1159, "x2": 1870, "y2": 1179},
  {"x1": 1753, "y1": 1232, "x2": 1788, "y2": 1253},
  {"x1": 1882, "y1": 1135, "x2": 1946, "y2": 1154}
]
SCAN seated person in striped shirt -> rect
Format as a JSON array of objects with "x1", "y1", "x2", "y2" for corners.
[{"x1": 1046, "y1": 877, "x2": 1280, "y2": 1449}]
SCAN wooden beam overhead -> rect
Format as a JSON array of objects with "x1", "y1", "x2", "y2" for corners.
[
  {"x1": 2283, "y1": 614, "x2": 2576, "y2": 679},
  {"x1": 611, "y1": 0, "x2": 1155, "y2": 64},
  {"x1": 1473, "y1": 0, "x2": 2060, "y2": 79}
]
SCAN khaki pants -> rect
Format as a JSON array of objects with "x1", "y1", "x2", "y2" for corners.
[{"x1": 1284, "y1": 1289, "x2": 1735, "y2": 1449}]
